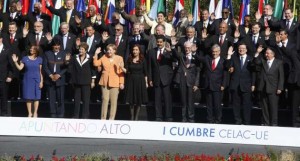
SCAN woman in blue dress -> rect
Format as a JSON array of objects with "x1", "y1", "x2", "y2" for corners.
[{"x1": 12, "y1": 46, "x2": 43, "y2": 118}]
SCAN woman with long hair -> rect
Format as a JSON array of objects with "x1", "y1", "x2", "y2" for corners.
[
  {"x1": 12, "y1": 45, "x2": 43, "y2": 117},
  {"x1": 124, "y1": 44, "x2": 148, "y2": 120}
]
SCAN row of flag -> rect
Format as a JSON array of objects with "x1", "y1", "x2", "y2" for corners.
[{"x1": 0, "y1": 0, "x2": 298, "y2": 35}]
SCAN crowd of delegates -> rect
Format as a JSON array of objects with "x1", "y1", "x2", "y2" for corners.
[{"x1": 0, "y1": 0, "x2": 300, "y2": 127}]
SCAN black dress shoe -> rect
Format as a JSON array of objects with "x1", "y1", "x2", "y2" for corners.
[{"x1": 155, "y1": 118, "x2": 162, "y2": 121}]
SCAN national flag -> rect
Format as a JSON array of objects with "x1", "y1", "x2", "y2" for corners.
[
  {"x1": 21, "y1": 0, "x2": 30, "y2": 15},
  {"x1": 238, "y1": 0, "x2": 250, "y2": 25},
  {"x1": 157, "y1": 0, "x2": 165, "y2": 13},
  {"x1": 293, "y1": 0, "x2": 296, "y2": 19},
  {"x1": 30, "y1": 0, "x2": 38, "y2": 12},
  {"x1": 123, "y1": 0, "x2": 136, "y2": 28},
  {"x1": 258, "y1": 0, "x2": 264, "y2": 15},
  {"x1": 274, "y1": 0, "x2": 284, "y2": 19},
  {"x1": 141, "y1": 0, "x2": 146, "y2": 6},
  {"x1": 104, "y1": 0, "x2": 116, "y2": 24},
  {"x1": 88, "y1": 0, "x2": 99, "y2": 14},
  {"x1": 76, "y1": 0, "x2": 86, "y2": 18},
  {"x1": 52, "y1": 0, "x2": 62, "y2": 36},
  {"x1": 146, "y1": 0, "x2": 151, "y2": 12},
  {"x1": 294, "y1": 9, "x2": 298, "y2": 22},
  {"x1": 209, "y1": 0, "x2": 215, "y2": 15},
  {"x1": 172, "y1": 0, "x2": 184, "y2": 26},
  {"x1": 148, "y1": 0, "x2": 159, "y2": 19},
  {"x1": 97, "y1": 0, "x2": 102, "y2": 14},
  {"x1": 41, "y1": 0, "x2": 53, "y2": 17},
  {"x1": 191, "y1": 0, "x2": 200, "y2": 25},
  {"x1": 215, "y1": 0, "x2": 223, "y2": 19},
  {"x1": 222, "y1": 0, "x2": 234, "y2": 19}
]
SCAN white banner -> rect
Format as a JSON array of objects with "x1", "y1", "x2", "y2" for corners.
[{"x1": 0, "y1": 117, "x2": 300, "y2": 147}]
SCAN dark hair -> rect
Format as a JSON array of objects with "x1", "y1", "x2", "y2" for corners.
[
  {"x1": 29, "y1": 45, "x2": 40, "y2": 57},
  {"x1": 155, "y1": 35, "x2": 165, "y2": 42},
  {"x1": 279, "y1": 29, "x2": 288, "y2": 35},
  {"x1": 128, "y1": 44, "x2": 144, "y2": 63},
  {"x1": 157, "y1": 11, "x2": 166, "y2": 17},
  {"x1": 79, "y1": 42, "x2": 89, "y2": 51}
]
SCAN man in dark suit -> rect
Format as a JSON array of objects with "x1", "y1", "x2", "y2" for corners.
[
  {"x1": 53, "y1": 22, "x2": 77, "y2": 55},
  {"x1": 23, "y1": 21, "x2": 52, "y2": 56},
  {"x1": 21, "y1": 2, "x2": 52, "y2": 33},
  {"x1": 99, "y1": 12, "x2": 129, "y2": 37},
  {"x1": 0, "y1": 1, "x2": 24, "y2": 34},
  {"x1": 147, "y1": 35, "x2": 174, "y2": 121},
  {"x1": 177, "y1": 26, "x2": 203, "y2": 54},
  {"x1": 194, "y1": 9, "x2": 213, "y2": 39},
  {"x1": 203, "y1": 22, "x2": 234, "y2": 58},
  {"x1": 128, "y1": 23, "x2": 149, "y2": 57},
  {"x1": 3, "y1": 22, "x2": 24, "y2": 100},
  {"x1": 80, "y1": 5, "x2": 102, "y2": 34},
  {"x1": 255, "y1": 47, "x2": 284, "y2": 126},
  {"x1": 268, "y1": 8, "x2": 298, "y2": 44},
  {"x1": 227, "y1": 43, "x2": 256, "y2": 125},
  {"x1": 43, "y1": 39, "x2": 69, "y2": 118},
  {"x1": 173, "y1": 42, "x2": 200, "y2": 122},
  {"x1": 209, "y1": 8, "x2": 236, "y2": 37},
  {"x1": 255, "y1": 4, "x2": 277, "y2": 32},
  {"x1": 46, "y1": 0, "x2": 81, "y2": 36},
  {"x1": 80, "y1": 25, "x2": 101, "y2": 56},
  {"x1": 104, "y1": 24, "x2": 128, "y2": 60},
  {"x1": 0, "y1": 34, "x2": 14, "y2": 116}
]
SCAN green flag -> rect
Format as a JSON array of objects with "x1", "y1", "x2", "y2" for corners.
[
  {"x1": 274, "y1": 0, "x2": 284, "y2": 19},
  {"x1": 52, "y1": 0, "x2": 62, "y2": 35},
  {"x1": 157, "y1": 0, "x2": 165, "y2": 13}
]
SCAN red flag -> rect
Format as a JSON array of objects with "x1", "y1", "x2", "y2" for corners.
[
  {"x1": 88, "y1": 0, "x2": 99, "y2": 16},
  {"x1": 41, "y1": 0, "x2": 53, "y2": 17},
  {"x1": 22, "y1": 0, "x2": 30, "y2": 15},
  {"x1": 258, "y1": 0, "x2": 264, "y2": 15},
  {"x1": 140, "y1": 0, "x2": 146, "y2": 6}
]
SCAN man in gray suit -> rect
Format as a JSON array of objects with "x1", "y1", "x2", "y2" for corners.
[{"x1": 254, "y1": 47, "x2": 284, "y2": 126}]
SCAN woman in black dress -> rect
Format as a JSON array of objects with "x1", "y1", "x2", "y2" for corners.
[{"x1": 124, "y1": 44, "x2": 148, "y2": 120}]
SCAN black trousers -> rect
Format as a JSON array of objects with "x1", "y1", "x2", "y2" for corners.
[
  {"x1": 290, "y1": 84, "x2": 300, "y2": 126},
  {"x1": 154, "y1": 83, "x2": 172, "y2": 121},
  {"x1": 73, "y1": 85, "x2": 91, "y2": 119},
  {"x1": 231, "y1": 89, "x2": 252, "y2": 125},
  {"x1": 179, "y1": 81, "x2": 195, "y2": 122},
  {"x1": 0, "y1": 82, "x2": 9, "y2": 116},
  {"x1": 260, "y1": 91, "x2": 279, "y2": 126},
  {"x1": 48, "y1": 85, "x2": 65, "y2": 118},
  {"x1": 206, "y1": 89, "x2": 222, "y2": 123}
]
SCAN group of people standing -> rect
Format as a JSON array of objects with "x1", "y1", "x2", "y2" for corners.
[{"x1": 0, "y1": 0, "x2": 300, "y2": 127}]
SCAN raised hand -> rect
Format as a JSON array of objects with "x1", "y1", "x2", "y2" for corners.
[
  {"x1": 76, "y1": 38, "x2": 81, "y2": 46},
  {"x1": 188, "y1": 14, "x2": 193, "y2": 22},
  {"x1": 234, "y1": 30, "x2": 240, "y2": 38},
  {"x1": 202, "y1": 29, "x2": 208, "y2": 39},
  {"x1": 101, "y1": 31, "x2": 109, "y2": 42},
  {"x1": 45, "y1": 32, "x2": 52, "y2": 41},
  {"x1": 23, "y1": 27, "x2": 29, "y2": 37},
  {"x1": 65, "y1": 53, "x2": 71, "y2": 61},
  {"x1": 75, "y1": 15, "x2": 81, "y2": 24},
  {"x1": 16, "y1": 2, "x2": 22, "y2": 12},
  {"x1": 233, "y1": 18, "x2": 239, "y2": 28},
  {"x1": 265, "y1": 27, "x2": 271, "y2": 36},
  {"x1": 256, "y1": 45, "x2": 264, "y2": 53},
  {"x1": 96, "y1": 13, "x2": 102, "y2": 21},
  {"x1": 170, "y1": 37, "x2": 178, "y2": 46},
  {"x1": 227, "y1": 46, "x2": 234, "y2": 56},
  {"x1": 275, "y1": 32, "x2": 281, "y2": 43},
  {"x1": 12, "y1": 54, "x2": 18, "y2": 62},
  {"x1": 165, "y1": 42, "x2": 171, "y2": 51},
  {"x1": 255, "y1": 11, "x2": 262, "y2": 21},
  {"x1": 94, "y1": 47, "x2": 101, "y2": 57}
]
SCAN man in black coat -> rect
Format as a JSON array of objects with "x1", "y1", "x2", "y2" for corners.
[
  {"x1": 173, "y1": 42, "x2": 200, "y2": 122},
  {"x1": 147, "y1": 35, "x2": 174, "y2": 121},
  {"x1": 0, "y1": 35, "x2": 14, "y2": 116},
  {"x1": 255, "y1": 47, "x2": 284, "y2": 126},
  {"x1": 227, "y1": 43, "x2": 256, "y2": 125},
  {"x1": 43, "y1": 39, "x2": 69, "y2": 118},
  {"x1": 53, "y1": 22, "x2": 77, "y2": 55}
]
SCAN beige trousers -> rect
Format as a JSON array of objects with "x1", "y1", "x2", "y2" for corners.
[{"x1": 101, "y1": 86, "x2": 119, "y2": 120}]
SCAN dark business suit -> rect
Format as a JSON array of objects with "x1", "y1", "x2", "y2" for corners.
[
  {"x1": 105, "y1": 35, "x2": 128, "y2": 59},
  {"x1": 43, "y1": 50, "x2": 68, "y2": 118},
  {"x1": 209, "y1": 18, "x2": 236, "y2": 37},
  {"x1": 22, "y1": 12, "x2": 52, "y2": 33},
  {"x1": 194, "y1": 20, "x2": 213, "y2": 39},
  {"x1": 255, "y1": 56, "x2": 284, "y2": 126},
  {"x1": 228, "y1": 54, "x2": 255, "y2": 125},
  {"x1": 99, "y1": 23, "x2": 129, "y2": 37},
  {"x1": 128, "y1": 33, "x2": 149, "y2": 58},
  {"x1": 148, "y1": 47, "x2": 174, "y2": 121},
  {"x1": 174, "y1": 51, "x2": 200, "y2": 122},
  {"x1": 53, "y1": 32, "x2": 77, "y2": 55},
  {"x1": 80, "y1": 34, "x2": 101, "y2": 56},
  {"x1": 177, "y1": 37, "x2": 203, "y2": 54},
  {"x1": 69, "y1": 54, "x2": 96, "y2": 118},
  {"x1": 204, "y1": 34, "x2": 234, "y2": 58},
  {"x1": 268, "y1": 19, "x2": 298, "y2": 44},
  {"x1": 195, "y1": 55, "x2": 229, "y2": 123},
  {"x1": 258, "y1": 15, "x2": 277, "y2": 31},
  {"x1": 81, "y1": 16, "x2": 102, "y2": 34},
  {"x1": 0, "y1": 46, "x2": 13, "y2": 116},
  {"x1": 24, "y1": 32, "x2": 51, "y2": 56},
  {"x1": 46, "y1": 6, "x2": 81, "y2": 36},
  {"x1": 279, "y1": 45, "x2": 300, "y2": 126},
  {"x1": 0, "y1": 12, "x2": 24, "y2": 34}
]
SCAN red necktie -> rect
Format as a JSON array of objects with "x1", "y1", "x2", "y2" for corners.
[
  {"x1": 157, "y1": 49, "x2": 162, "y2": 62},
  {"x1": 10, "y1": 35, "x2": 14, "y2": 44},
  {"x1": 219, "y1": 35, "x2": 224, "y2": 46},
  {"x1": 264, "y1": 18, "x2": 268, "y2": 28},
  {"x1": 212, "y1": 59, "x2": 216, "y2": 70},
  {"x1": 115, "y1": 36, "x2": 119, "y2": 47}
]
